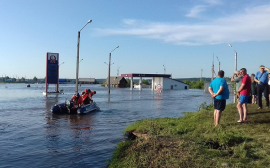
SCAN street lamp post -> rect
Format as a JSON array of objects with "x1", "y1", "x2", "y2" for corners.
[
  {"x1": 57, "y1": 62, "x2": 65, "y2": 91},
  {"x1": 117, "y1": 66, "x2": 121, "y2": 76},
  {"x1": 228, "y1": 44, "x2": 237, "y2": 103},
  {"x1": 228, "y1": 44, "x2": 237, "y2": 72},
  {"x1": 76, "y1": 20, "x2": 92, "y2": 94},
  {"x1": 108, "y1": 46, "x2": 119, "y2": 94},
  {"x1": 163, "y1": 65, "x2": 166, "y2": 74},
  {"x1": 59, "y1": 62, "x2": 65, "y2": 66},
  {"x1": 216, "y1": 56, "x2": 220, "y2": 71}
]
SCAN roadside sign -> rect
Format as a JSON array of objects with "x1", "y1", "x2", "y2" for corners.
[{"x1": 46, "y1": 53, "x2": 59, "y2": 84}]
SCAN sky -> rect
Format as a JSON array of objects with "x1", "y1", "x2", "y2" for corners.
[{"x1": 0, "y1": 0, "x2": 270, "y2": 80}]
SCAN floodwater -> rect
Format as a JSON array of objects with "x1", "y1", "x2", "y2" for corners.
[{"x1": 0, "y1": 83, "x2": 233, "y2": 168}]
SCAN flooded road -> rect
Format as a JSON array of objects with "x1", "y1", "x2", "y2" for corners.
[{"x1": 0, "y1": 83, "x2": 233, "y2": 168}]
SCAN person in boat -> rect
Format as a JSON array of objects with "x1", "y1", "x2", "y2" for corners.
[
  {"x1": 91, "y1": 90, "x2": 96, "y2": 97},
  {"x1": 81, "y1": 89, "x2": 91, "y2": 105},
  {"x1": 70, "y1": 93, "x2": 83, "y2": 107},
  {"x1": 87, "y1": 89, "x2": 96, "y2": 102},
  {"x1": 86, "y1": 89, "x2": 93, "y2": 102}
]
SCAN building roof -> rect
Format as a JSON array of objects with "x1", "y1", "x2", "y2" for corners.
[
  {"x1": 79, "y1": 78, "x2": 95, "y2": 82},
  {"x1": 121, "y1": 73, "x2": 171, "y2": 78},
  {"x1": 106, "y1": 76, "x2": 126, "y2": 85}
]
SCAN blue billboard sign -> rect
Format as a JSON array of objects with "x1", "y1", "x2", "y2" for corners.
[{"x1": 46, "y1": 53, "x2": 59, "y2": 84}]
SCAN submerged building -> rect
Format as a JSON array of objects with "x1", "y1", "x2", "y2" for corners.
[{"x1": 121, "y1": 73, "x2": 189, "y2": 90}]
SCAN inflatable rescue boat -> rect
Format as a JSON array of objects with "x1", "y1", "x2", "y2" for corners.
[{"x1": 51, "y1": 100, "x2": 100, "y2": 114}]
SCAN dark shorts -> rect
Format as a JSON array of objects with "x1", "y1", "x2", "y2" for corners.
[{"x1": 214, "y1": 98, "x2": 226, "y2": 111}]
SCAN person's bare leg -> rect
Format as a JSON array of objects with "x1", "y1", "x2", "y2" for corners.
[
  {"x1": 237, "y1": 102, "x2": 243, "y2": 121},
  {"x1": 214, "y1": 109, "x2": 217, "y2": 126},
  {"x1": 215, "y1": 110, "x2": 221, "y2": 126},
  {"x1": 242, "y1": 103, "x2": 248, "y2": 121},
  {"x1": 252, "y1": 95, "x2": 255, "y2": 104},
  {"x1": 255, "y1": 95, "x2": 257, "y2": 104}
]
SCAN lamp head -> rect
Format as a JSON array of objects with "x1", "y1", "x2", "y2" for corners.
[
  {"x1": 88, "y1": 20, "x2": 92, "y2": 24},
  {"x1": 228, "y1": 44, "x2": 232, "y2": 47},
  {"x1": 116, "y1": 46, "x2": 119, "y2": 48}
]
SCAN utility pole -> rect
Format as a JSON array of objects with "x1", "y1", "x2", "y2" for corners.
[
  {"x1": 216, "y1": 56, "x2": 220, "y2": 72},
  {"x1": 163, "y1": 65, "x2": 166, "y2": 74},
  {"x1": 200, "y1": 69, "x2": 203, "y2": 81},
  {"x1": 117, "y1": 66, "x2": 121, "y2": 76},
  {"x1": 228, "y1": 44, "x2": 238, "y2": 103},
  {"x1": 211, "y1": 54, "x2": 215, "y2": 81},
  {"x1": 108, "y1": 46, "x2": 119, "y2": 94}
]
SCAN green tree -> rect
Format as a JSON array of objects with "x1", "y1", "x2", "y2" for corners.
[
  {"x1": 142, "y1": 79, "x2": 150, "y2": 85},
  {"x1": 33, "y1": 76, "x2": 38, "y2": 82},
  {"x1": 184, "y1": 80, "x2": 204, "y2": 89},
  {"x1": 126, "y1": 78, "x2": 130, "y2": 87}
]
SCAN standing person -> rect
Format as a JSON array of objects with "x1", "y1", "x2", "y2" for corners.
[
  {"x1": 231, "y1": 71, "x2": 243, "y2": 90},
  {"x1": 236, "y1": 68, "x2": 251, "y2": 123},
  {"x1": 268, "y1": 73, "x2": 270, "y2": 98},
  {"x1": 208, "y1": 70, "x2": 230, "y2": 126},
  {"x1": 254, "y1": 65, "x2": 270, "y2": 109},
  {"x1": 251, "y1": 74, "x2": 257, "y2": 104}
]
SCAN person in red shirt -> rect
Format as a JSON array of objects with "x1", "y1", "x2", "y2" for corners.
[{"x1": 236, "y1": 68, "x2": 251, "y2": 123}]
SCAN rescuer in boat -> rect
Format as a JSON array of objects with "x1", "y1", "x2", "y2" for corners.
[
  {"x1": 70, "y1": 93, "x2": 83, "y2": 107},
  {"x1": 87, "y1": 89, "x2": 96, "y2": 103},
  {"x1": 81, "y1": 89, "x2": 91, "y2": 105}
]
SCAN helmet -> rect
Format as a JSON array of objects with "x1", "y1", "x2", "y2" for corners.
[
  {"x1": 84, "y1": 88, "x2": 88, "y2": 93},
  {"x1": 76, "y1": 93, "x2": 80, "y2": 97},
  {"x1": 88, "y1": 89, "x2": 91, "y2": 93}
]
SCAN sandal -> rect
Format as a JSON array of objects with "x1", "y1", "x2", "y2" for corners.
[{"x1": 237, "y1": 120, "x2": 244, "y2": 123}]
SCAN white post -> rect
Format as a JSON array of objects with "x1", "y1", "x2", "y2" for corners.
[
  {"x1": 139, "y1": 77, "x2": 142, "y2": 90},
  {"x1": 152, "y1": 78, "x2": 154, "y2": 90},
  {"x1": 130, "y1": 77, "x2": 133, "y2": 90}
]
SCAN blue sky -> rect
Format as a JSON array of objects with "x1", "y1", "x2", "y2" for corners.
[{"x1": 1, "y1": 0, "x2": 270, "y2": 79}]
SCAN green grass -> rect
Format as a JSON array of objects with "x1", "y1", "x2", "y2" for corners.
[{"x1": 108, "y1": 100, "x2": 270, "y2": 168}]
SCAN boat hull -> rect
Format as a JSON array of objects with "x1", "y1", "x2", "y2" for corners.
[
  {"x1": 51, "y1": 101, "x2": 99, "y2": 114},
  {"x1": 77, "y1": 102, "x2": 100, "y2": 114}
]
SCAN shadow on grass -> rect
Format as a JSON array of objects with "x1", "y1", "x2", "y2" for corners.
[{"x1": 249, "y1": 111, "x2": 270, "y2": 115}]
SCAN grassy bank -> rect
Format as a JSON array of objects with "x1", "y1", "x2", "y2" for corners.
[{"x1": 108, "y1": 101, "x2": 270, "y2": 167}]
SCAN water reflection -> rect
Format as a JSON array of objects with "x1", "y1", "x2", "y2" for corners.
[
  {"x1": 45, "y1": 113, "x2": 94, "y2": 156},
  {"x1": 45, "y1": 95, "x2": 59, "y2": 111},
  {"x1": 44, "y1": 95, "x2": 94, "y2": 155},
  {"x1": 107, "y1": 95, "x2": 110, "y2": 102}
]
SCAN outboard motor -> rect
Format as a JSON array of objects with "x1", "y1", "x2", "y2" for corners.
[
  {"x1": 51, "y1": 103, "x2": 68, "y2": 114},
  {"x1": 65, "y1": 100, "x2": 77, "y2": 114}
]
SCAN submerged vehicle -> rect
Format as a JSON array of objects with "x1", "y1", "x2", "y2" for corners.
[{"x1": 51, "y1": 100, "x2": 100, "y2": 114}]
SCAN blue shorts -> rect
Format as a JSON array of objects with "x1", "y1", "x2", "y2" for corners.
[{"x1": 239, "y1": 95, "x2": 249, "y2": 104}]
